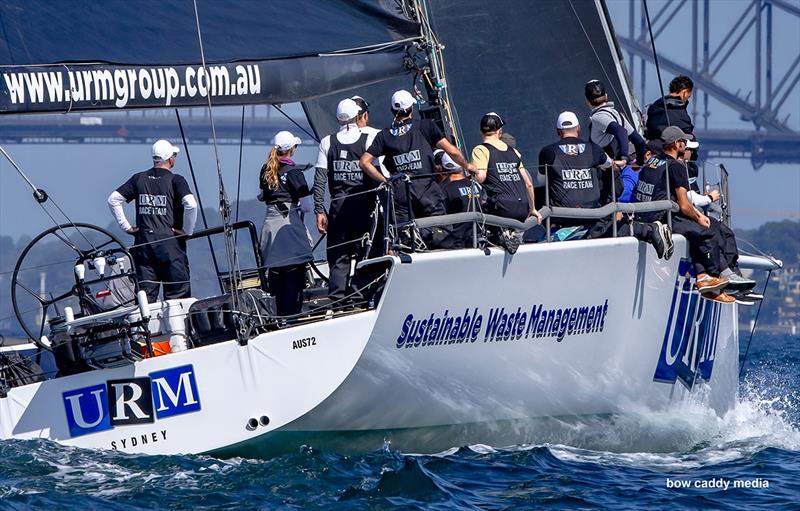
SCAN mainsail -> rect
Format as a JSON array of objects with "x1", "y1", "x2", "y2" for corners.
[
  {"x1": 301, "y1": 0, "x2": 639, "y2": 158},
  {"x1": 0, "y1": 0, "x2": 422, "y2": 113}
]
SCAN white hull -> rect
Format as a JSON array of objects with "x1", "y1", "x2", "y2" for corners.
[
  {"x1": 0, "y1": 236, "x2": 739, "y2": 455},
  {"x1": 0, "y1": 311, "x2": 376, "y2": 455},
  {"x1": 275, "y1": 236, "x2": 739, "y2": 453}
]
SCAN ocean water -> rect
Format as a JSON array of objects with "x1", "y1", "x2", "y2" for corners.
[{"x1": 1, "y1": 333, "x2": 798, "y2": 510}]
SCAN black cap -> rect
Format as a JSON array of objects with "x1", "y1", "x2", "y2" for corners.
[
  {"x1": 645, "y1": 139, "x2": 663, "y2": 154},
  {"x1": 584, "y1": 79, "x2": 606, "y2": 101},
  {"x1": 351, "y1": 95, "x2": 369, "y2": 113},
  {"x1": 480, "y1": 112, "x2": 505, "y2": 133}
]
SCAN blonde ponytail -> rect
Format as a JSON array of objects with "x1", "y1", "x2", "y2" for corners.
[{"x1": 261, "y1": 147, "x2": 281, "y2": 190}]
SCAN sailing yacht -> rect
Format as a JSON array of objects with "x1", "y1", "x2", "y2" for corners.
[{"x1": 0, "y1": 0, "x2": 781, "y2": 456}]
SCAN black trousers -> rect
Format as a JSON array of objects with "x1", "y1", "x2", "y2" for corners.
[
  {"x1": 671, "y1": 215, "x2": 725, "y2": 276},
  {"x1": 391, "y1": 177, "x2": 445, "y2": 224},
  {"x1": 131, "y1": 231, "x2": 190, "y2": 302},
  {"x1": 268, "y1": 264, "x2": 306, "y2": 317},
  {"x1": 327, "y1": 193, "x2": 374, "y2": 300},
  {"x1": 716, "y1": 219, "x2": 739, "y2": 271}
]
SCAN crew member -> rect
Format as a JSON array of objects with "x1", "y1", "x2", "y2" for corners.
[
  {"x1": 680, "y1": 141, "x2": 756, "y2": 292},
  {"x1": 538, "y1": 112, "x2": 672, "y2": 258},
  {"x1": 584, "y1": 79, "x2": 647, "y2": 203},
  {"x1": 312, "y1": 98, "x2": 379, "y2": 301},
  {"x1": 259, "y1": 131, "x2": 314, "y2": 316},
  {"x1": 471, "y1": 112, "x2": 540, "y2": 224},
  {"x1": 108, "y1": 139, "x2": 197, "y2": 302},
  {"x1": 359, "y1": 90, "x2": 476, "y2": 226},
  {"x1": 645, "y1": 75, "x2": 695, "y2": 140},
  {"x1": 634, "y1": 126, "x2": 733, "y2": 303},
  {"x1": 437, "y1": 153, "x2": 485, "y2": 248}
]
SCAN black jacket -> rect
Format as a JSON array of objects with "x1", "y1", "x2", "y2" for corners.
[{"x1": 645, "y1": 95, "x2": 694, "y2": 140}]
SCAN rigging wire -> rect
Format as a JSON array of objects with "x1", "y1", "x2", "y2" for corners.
[
  {"x1": 566, "y1": 0, "x2": 628, "y2": 118},
  {"x1": 235, "y1": 105, "x2": 246, "y2": 223},
  {"x1": 174, "y1": 109, "x2": 223, "y2": 293},
  {"x1": 271, "y1": 104, "x2": 320, "y2": 143},
  {"x1": 739, "y1": 270, "x2": 773, "y2": 376},
  {"x1": 642, "y1": 0, "x2": 671, "y2": 126},
  {"x1": 0, "y1": 145, "x2": 96, "y2": 253},
  {"x1": 192, "y1": 0, "x2": 242, "y2": 323}
]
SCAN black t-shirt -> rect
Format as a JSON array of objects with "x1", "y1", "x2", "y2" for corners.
[
  {"x1": 537, "y1": 137, "x2": 609, "y2": 209},
  {"x1": 440, "y1": 178, "x2": 483, "y2": 248},
  {"x1": 634, "y1": 153, "x2": 690, "y2": 222},
  {"x1": 366, "y1": 118, "x2": 443, "y2": 176},
  {"x1": 260, "y1": 162, "x2": 311, "y2": 205},
  {"x1": 116, "y1": 167, "x2": 191, "y2": 234},
  {"x1": 440, "y1": 178, "x2": 484, "y2": 214}
]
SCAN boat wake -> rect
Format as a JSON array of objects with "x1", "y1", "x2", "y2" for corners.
[{"x1": 0, "y1": 358, "x2": 797, "y2": 509}]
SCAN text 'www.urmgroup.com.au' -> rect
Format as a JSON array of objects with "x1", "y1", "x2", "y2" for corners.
[{"x1": 2, "y1": 64, "x2": 262, "y2": 108}]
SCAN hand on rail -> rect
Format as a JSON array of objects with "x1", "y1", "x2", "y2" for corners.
[
  {"x1": 529, "y1": 209, "x2": 543, "y2": 225},
  {"x1": 465, "y1": 162, "x2": 478, "y2": 175},
  {"x1": 316, "y1": 213, "x2": 328, "y2": 234},
  {"x1": 171, "y1": 228, "x2": 187, "y2": 237},
  {"x1": 706, "y1": 189, "x2": 721, "y2": 202}
]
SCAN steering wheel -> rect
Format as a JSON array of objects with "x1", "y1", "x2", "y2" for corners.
[{"x1": 10, "y1": 223, "x2": 135, "y2": 349}]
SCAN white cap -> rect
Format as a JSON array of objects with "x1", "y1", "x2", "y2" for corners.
[
  {"x1": 272, "y1": 130, "x2": 301, "y2": 151},
  {"x1": 391, "y1": 90, "x2": 416, "y2": 111},
  {"x1": 686, "y1": 140, "x2": 700, "y2": 150},
  {"x1": 556, "y1": 111, "x2": 580, "y2": 129},
  {"x1": 336, "y1": 98, "x2": 360, "y2": 122},
  {"x1": 441, "y1": 153, "x2": 461, "y2": 170},
  {"x1": 152, "y1": 139, "x2": 180, "y2": 161}
]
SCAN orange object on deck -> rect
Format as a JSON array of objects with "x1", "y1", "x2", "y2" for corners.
[{"x1": 140, "y1": 340, "x2": 171, "y2": 358}]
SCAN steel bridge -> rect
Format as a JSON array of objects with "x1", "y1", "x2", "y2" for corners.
[
  {"x1": 1, "y1": 1, "x2": 798, "y2": 169},
  {"x1": 614, "y1": 0, "x2": 800, "y2": 167}
]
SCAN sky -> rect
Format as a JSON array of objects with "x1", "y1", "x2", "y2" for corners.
[{"x1": 1, "y1": 0, "x2": 798, "y2": 247}]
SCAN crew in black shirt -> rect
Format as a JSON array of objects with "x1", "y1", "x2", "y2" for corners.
[
  {"x1": 645, "y1": 75, "x2": 695, "y2": 140},
  {"x1": 437, "y1": 152, "x2": 485, "y2": 248},
  {"x1": 360, "y1": 90, "x2": 476, "y2": 229},
  {"x1": 471, "y1": 112, "x2": 540, "y2": 224},
  {"x1": 634, "y1": 126, "x2": 733, "y2": 303},
  {"x1": 538, "y1": 112, "x2": 671, "y2": 258},
  {"x1": 108, "y1": 139, "x2": 197, "y2": 302}
]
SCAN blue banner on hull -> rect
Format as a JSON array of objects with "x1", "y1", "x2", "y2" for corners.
[
  {"x1": 653, "y1": 260, "x2": 721, "y2": 389},
  {"x1": 62, "y1": 365, "x2": 201, "y2": 438}
]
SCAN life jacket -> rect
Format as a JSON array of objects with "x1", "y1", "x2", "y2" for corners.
[
  {"x1": 481, "y1": 142, "x2": 529, "y2": 220},
  {"x1": 544, "y1": 139, "x2": 603, "y2": 209},
  {"x1": 326, "y1": 131, "x2": 374, "y2": 198}
]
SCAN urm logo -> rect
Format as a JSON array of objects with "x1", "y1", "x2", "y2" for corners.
[
  {"x1": 62, "y1": 364, "x2": 201, "y2": 438},
  {"x1": 653, "y1": 260, "x2": 721, "y2": 389}
]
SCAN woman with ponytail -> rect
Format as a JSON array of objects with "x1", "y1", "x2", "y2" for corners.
[{"x1": 258, "y1": 131, "x2": 314, "y2": 316}]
